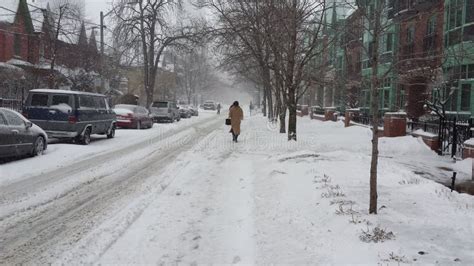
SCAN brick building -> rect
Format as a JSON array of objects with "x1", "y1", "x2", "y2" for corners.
[
  {"x1": 0, "y1": 0, "x2": 40, "y2": 64},
  {"x1": 341, "y1": 9, "x2": 363, "y2": 109},
  {"x1": 0, "y1": 0, "x2": 101, "y2": 102},
  {"x1": 394, "y1": 0, "x2": 445, "y2": 119}
]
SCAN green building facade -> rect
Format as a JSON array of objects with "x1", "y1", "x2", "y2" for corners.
[
  {"x1": 359, "y1": 1, "x2": 398, "y2": 115},
  {"x1": 441, "y1": 0, "x2": 474, "y2": 118}
]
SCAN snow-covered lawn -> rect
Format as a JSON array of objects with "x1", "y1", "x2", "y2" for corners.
[{"x1": 57, "y1": 115, "x2": 473, "y2": 264}]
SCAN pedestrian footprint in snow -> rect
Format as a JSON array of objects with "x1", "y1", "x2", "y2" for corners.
[{"x1": 228, "y1": 101, "x2": 244, "y2": 143}]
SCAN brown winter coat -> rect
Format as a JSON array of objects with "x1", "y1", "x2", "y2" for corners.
[{"x1": 229, "y1": 106, "x2": 244, "y2": 135}]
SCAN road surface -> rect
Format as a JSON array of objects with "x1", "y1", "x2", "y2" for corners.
[{"x1": 0, "y1": 115, "x2": 222, "y2": 264}]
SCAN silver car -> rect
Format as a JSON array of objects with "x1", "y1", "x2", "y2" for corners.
[{"x1": 149, "y1": 101, "x2": 180, "y2": 123}]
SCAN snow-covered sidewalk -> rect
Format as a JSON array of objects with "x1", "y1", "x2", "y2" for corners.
[{"x1": 67, "y1": 115, "x2": 473, "y2": 264}]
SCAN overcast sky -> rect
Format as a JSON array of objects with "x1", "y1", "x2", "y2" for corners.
[
  {"x1": 84, "y1": 0, "x2": 112, "y2": 24},
  {"x1": 84, "y1": 0, "x2": 209, "y2": 25}
]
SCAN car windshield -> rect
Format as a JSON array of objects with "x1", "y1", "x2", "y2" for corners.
[
  {"x1": 114, "y1": 105, "x2": 136, "y2": 112},
  {"x1": 152, "y1": 102, "x2": 168, "y2": 108}
]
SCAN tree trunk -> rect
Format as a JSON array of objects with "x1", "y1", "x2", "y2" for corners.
[
  {"x1": 275, "y1": 84, "x2": 286, "y2": 133},
  {"x1": 262, "y1": 88, "x2": 267, "y2": 117},
  {"x1": 266, "y1": 87, "x2": 274, "y2": 120},
  {"x1": 274, "y1": 92, "x2": 281, "y2": 123},
  {"x1": 369, "y1": 4, "x2": 382, "y2": 215},
  {"x1": 279, "y1": 104, "x2": 287, "y2": 133},
  {"x1": 287, "y1": 103, "x2": 297, "y2": 141}
]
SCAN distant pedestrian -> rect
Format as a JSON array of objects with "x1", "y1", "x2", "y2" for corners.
[
  {"x1": 217, "y1": 103, "x2": 221, "y2": 114},
  {"x1": 229, "y1": 101, "x2": 244, "y2": 143},
  {"x1": 249, "y1": 101, "x2": 254, "y2": 116}
]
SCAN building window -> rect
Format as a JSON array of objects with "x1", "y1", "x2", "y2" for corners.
[
  {"x1": 448, "y1": 28, "x2": 462, "y2": 46},
  {"x1": 14, "y1": 34, "x2": 21, "y2": 56},
  {"x1": 461, "y1": 84, "x2": 471, "y2": 111},
  {"x1": 386, "y1": 33, "x2": 393, "y2": 52},
  {"x1": 455, "y1": 0, "x2": 463, "y2": 28},
  {"x1": 407, "y1": 26, "x2": 415, "y2": 44},
  {"x1": 337, "y1": 56, "x2": 343, "y2": 69},
  {"x1": 399, "y1": 88, "x2": 406, "y2": 110},
  {"x1": 365, "y1": 90, "x2": 370, "y2": 107},
  {"x1": 432, "y1": 88, "x2": 440, "y2": 102},
  {"x1": 468, "y1": 64, "x2": 474, "y2": 79},
  {"x1": 447, "y1": 0, "x2": 464, "y2": 30},
  {"x1": 467, "y1": 1, "x2": 474, "y2": 23},
  {"x1": 383, "y1": 89, "x2": 390, "y2": 109},
  {"x1": 463, "y1": 24, "x2": 474, "y2": 42},
  {"x1": 448, "y1": 87, "x2": 458, "y2": 111},
  {"x1": 426, "y1": 15, "x2": 437, "y2": 36}
]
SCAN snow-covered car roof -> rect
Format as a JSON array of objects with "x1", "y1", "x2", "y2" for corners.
[
  {"x1": 30, "y1": 89, "x2": 106, "y2": 97},
  {"x1": 113, "y1": 108, "x2": 134, "y2": 115}
]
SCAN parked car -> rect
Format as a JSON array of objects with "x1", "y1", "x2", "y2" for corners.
[
  {"x1": 203, "y1": 101, "x2": 217, "y2": 110},
  {"x1": 113, "y1": 104, "x2": 153, "y2": 129},
  {"x1": 0, "y1": 108, "x2": 48, "y2": 158},
  {"x1": 23, "y1": 89, "x2": 116, "y2": 145},
  {"x1": 189, "y1": 106, "x2": 199, "y2": 116},
  {"x1": 149, "y1": 101, "x2": 180, "y2": 122},
  {"x1": 178, "y1": 106, "x2": 192, "y2": 118}
]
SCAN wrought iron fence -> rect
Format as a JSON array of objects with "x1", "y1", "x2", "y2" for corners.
[
  {"x1": 407, "y1": 118, "x2": 473, "y2": 158},
  {"x1": 0, "y1": 98, "x2": 22, "y2": 111},
  {"x1": 0, "y1": 83, "x2": 24, "y2": 112},
  {"x1": 351, "y1": 114, "x2": 384, "y2": 128},
  {"x1": 407, "y1": 120, "x2": 439, "y2": 135}
]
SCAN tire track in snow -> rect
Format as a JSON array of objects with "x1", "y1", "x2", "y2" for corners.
[
  {"x1": 0, "y1": 118, "x2": 222, "y2": 265},
  {"x1": 0, "y1": 115, "x2": 218, "y2": 202}
]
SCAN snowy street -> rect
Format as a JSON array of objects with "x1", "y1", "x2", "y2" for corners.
[{"x1": 1, "y1": 113, "x2": 473, "y2": 264}]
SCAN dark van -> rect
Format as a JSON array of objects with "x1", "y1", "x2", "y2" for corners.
[{"x1": 23, "y1": 89, "x2": 116, "y2": 145}]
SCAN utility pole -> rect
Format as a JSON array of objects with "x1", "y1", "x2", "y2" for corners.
[{"x1": 100, "y1": 11, "x2": 105, "y2": 93}]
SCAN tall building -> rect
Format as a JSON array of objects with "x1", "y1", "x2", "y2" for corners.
[
  {"x1": 359, "y1": 0, "x2": 397, "y2": 115},
  {"x1": 442, "y1": 0, "x2": 474, "y2": 118},
  {"x1": 393, "y1": 0, "x2": 445, "y2": 119}
]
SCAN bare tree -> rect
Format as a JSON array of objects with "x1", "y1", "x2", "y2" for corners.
[
  {"x1": 203, "y1": 0, "x2": 330, "y2": 140},
  {"x1": 261, "y1": 0, "x2": 328, "y2": 140},
  {"x1": 112, "y1": 0, "x2": 205, "y2": 107},
  {"x1": 202, "y1": 0, "x2": 276, "y2": 120},
  {"x1": 176, "y1": 47, "x2": 212, "y2": 104},
  {"x1": 340, "y1": 0, "x2": 395, "y2": 214}
]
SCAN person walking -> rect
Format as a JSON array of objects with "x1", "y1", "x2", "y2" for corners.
[
  {"x1": 228, "y1": 101, "x2": 244, "y2": 142},
  {"x1": 217, "y1": 103, "x2": 221, "y2": 115}
]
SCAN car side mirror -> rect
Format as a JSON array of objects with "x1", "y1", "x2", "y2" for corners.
[{"x1": 25, "y1": 121, "x2": 33, "y2": 129}]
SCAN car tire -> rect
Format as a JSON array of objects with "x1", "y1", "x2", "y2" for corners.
[
  {"x1": 31, "y1": 136, "x2": 45, "y2": 157},
  {"x1": 107, "y1": 125, "x2": 116, "y2": 139},
  {"x1": 79, "y1": 128, "x2": 91, "y2": 145}
]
